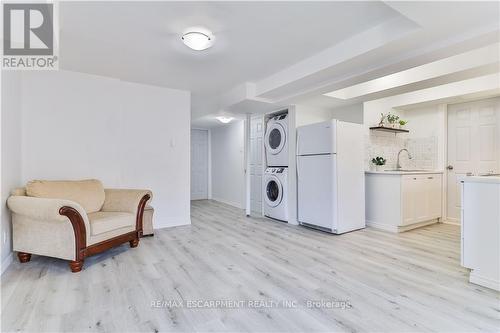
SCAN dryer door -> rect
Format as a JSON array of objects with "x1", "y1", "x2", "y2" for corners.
[
  {"x1": 265, "y1": 176, "x2": 283, "y2": 207},
  {"x1": 265, "y1": 123, "x2": 286, "y2": 155}
]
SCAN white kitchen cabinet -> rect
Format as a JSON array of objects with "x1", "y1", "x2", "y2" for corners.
[
  {"x1": 366, "y1": 171, "x2": 443, "y2": 232},
  {"x1": 427, "y1": 175, "x2": 443, "y2": 218},
  {"x1": 401, "y1": 174, "x2": 442, "y2": 225},
  {"x1": 461, "y1": 176, "x2": 500, "y2": 291},
  {"x1": 401, "y1": 176, "x2": 417, "y2": 225}
]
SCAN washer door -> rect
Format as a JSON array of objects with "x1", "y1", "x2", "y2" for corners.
[
  {"x1": 265, "y1": 123, "x2": 286, "y2": 155},
  {"x1": 265, "y1": 176, "x2": 283, "y2": 207}
]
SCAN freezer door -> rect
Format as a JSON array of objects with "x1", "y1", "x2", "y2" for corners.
[
  {"x1": 297, "y1": 120, "x2": 337, "y2": 156},
  {"x1": 297, "y1": 154, "x2": 337, "y2": 230}
]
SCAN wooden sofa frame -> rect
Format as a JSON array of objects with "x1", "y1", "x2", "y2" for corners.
[{"x1": 17, "y1": 194, "x2": 151, "y2": 273}]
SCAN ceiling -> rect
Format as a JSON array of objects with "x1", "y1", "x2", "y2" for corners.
[
  {"x1": 59, "y1": 1, "x2": 402, "y2": 113},
  {"x1": 57, "y1": 1, "x2": 500, "y2": 128}
]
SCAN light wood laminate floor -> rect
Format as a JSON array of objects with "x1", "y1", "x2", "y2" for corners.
[{"x1": 2, "y1": 200, "x2": 499, "y2": 332}]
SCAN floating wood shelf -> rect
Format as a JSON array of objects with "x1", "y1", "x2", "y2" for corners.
[{"x1": 369, "y1": 126, "x2": 409, "y2": 134}]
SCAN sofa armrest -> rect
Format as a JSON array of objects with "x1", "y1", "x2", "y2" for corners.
[
  {"x1": 7, "y1": 196, "x2": 91, "y2": 260},
  {"x1": 102, "y1": 189, "x2": 152, "y2": 214},
  {"x1": 7, "y1": 196, "x2": 89, "y2": 225}
]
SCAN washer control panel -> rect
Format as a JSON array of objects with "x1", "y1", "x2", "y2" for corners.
[{"x1": 266, "y1": 167, "x2": 286, "y2": 174}]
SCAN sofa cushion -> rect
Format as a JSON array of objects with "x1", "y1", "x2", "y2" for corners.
[
  {"x1": 26, "y1": 179, "x2": 105, "y2": 214},
  {"x1": 88, "y1": 211, "x2": 135, "y2": 236}
]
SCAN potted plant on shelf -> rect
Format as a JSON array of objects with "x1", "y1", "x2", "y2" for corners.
[
  {"x1": 371, "y1": 156, "x2": 387, "y2": 171},
  {"x1": 386, "y1": 113, "x2": 399, "y2": 128},
  {"x1": 398, "y1": 119, "x2": 408, "y2": 129}
]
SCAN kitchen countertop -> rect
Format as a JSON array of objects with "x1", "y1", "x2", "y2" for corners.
[
  {"x1": 460, "y1": 175, "x2": 500, "y2": 184},
  {"x1": 365, "y1": 170, "x2": 444, "y2": 175}
]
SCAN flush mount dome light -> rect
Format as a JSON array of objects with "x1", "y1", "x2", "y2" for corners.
[
  {"x1": 181, "y1": 31, "x2": 213, "y2": 51},
  {"x1": 216, "y1": 116, "x2": 233, "y2": 124}
]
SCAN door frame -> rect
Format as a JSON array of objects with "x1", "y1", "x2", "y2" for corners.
[
  {"x1": 442, "y1": 105, "x2": 450, "y2": 223},
  {"x1": 443, "y1": 97, "x2": 500, "y2": 223},
  {"x1": 191, "y1": 127, "x2": 211, "y2": 200},
  {"x1": 247, "y1": 115, "x2": 266, "y2": 217}
]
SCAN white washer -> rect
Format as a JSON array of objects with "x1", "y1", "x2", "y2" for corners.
[
  {"x1": 264, "y1": 167, "x2": 288, "y2": 222},
  {"x1": 265, "y1": 113, "x2": 288, "y2": 167}
]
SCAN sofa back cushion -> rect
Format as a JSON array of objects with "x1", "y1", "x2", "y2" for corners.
[
  {"x1": 10, "y1": 187, "x2": 26, "y2": 196},
  {"x1": 26, "y1": 179, "x2": 105, "y2": 213}
]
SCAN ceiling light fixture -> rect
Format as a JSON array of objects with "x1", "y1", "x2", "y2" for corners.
[
  {"x1": 181, "y1": 31, "x2": 213, "y2": 51},
  {"x1": 216, "y1": 116, "x2": 233, "y2": 124}
]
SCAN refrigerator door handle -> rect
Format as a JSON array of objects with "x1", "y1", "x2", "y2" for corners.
[
  {"x1": 296, "y1": 133, "x2": 300, "y2": 179},
  {"x1": 297, "y1": 156, "x2": 300, "y2": 180}
]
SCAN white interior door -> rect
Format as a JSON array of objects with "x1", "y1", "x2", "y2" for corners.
[
  {"x1": 191, "y1": 129, "x2": 209, "y2": 200},
  {"x1": 250, "y1": 116, "x2": 264, "y2": 214},
  {"x1": 447, "y1": 97, "x2": 500, "y2": 221}
]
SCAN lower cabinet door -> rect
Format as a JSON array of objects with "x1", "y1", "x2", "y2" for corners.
[
  {"x1": 426, "y1": 174, "x2": 443, "y2": 219},
  {"x1": 401, "y1": 174, "x2": 442, "y2": 226},
  {"x1": 401, "y1": 176, "x2": 417, "y2": 225},
  {"x1": 414, "y1": 175, "x2": 429, "y2": 222}
]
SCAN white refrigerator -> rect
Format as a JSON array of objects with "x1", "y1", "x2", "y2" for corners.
[{"x1": 297, "y1": 119, "x2": 365, "y2": 234}]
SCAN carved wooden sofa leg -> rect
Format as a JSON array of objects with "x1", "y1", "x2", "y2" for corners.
[
  {"x1": 129, "y1": 238, "x2": 139, "y2": 248},
  {"x1": 18, "y1": 252, "x2": 31, "y2": 263},
  {"x1": 69, "y1": 260, "x2": 84, "y2": 273}
]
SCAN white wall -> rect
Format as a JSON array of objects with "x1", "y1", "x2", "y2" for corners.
[
  {"x1": 295, "y1": 104, "x2": 333, "y2": 127},
  {"x1": 210, "y1": 121, "x2": 245, "y2": 209},
  {"x1": 295, "y1": 103, "x2": 363, "y2": 127},
  {"x1": 1, "y1": 72, "x2": 23, "y2": 274},
  {"x1": 330, "y1": 104, "x2": 364, "y2": 124},
  {"x1": 20, "y1": 71, "x2": 191, "y2": 229},
  {"x1": 402, "y1": 104, "x2": 446, "y2": 170},
  {"x1": 363, "y1": 74, "x2": 500, "y2": 170}
]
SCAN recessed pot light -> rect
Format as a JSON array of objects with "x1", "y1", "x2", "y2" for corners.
[
  {"x1": 181, "y1": 31, "x2": 213, "y2": 51},
  {"x1": 216, "y1": 116, "x2": 233, "y2": 124}
]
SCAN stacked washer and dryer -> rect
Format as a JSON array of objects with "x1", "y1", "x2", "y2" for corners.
[
  {"x1": 263, "y1": 114, "x2": 364, "y2": 234},
  {"x1": 263, "y1": 113, "x2": 289, "y2": 222}
]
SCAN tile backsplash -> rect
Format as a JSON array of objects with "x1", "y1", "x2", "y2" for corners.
[{"x1": 365, "y1": 131, "x2": 438, "y2": 170}]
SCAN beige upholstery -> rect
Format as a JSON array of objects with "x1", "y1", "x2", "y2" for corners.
[
  {"x1": 8, "y1": 196, "x2": 90, "y2": 261},
  {"x1": 102, "y1": 189, "x2": 152, "y2": 214},
  {"x1": 88, "y1": 225, "x2": 136, "y2": 246},
  {"x1": 88, "y1": 211, "x2": 135, "y2": 236},
  {"x1": 7, "y1": 180, "x2": 151, "y2": 262},
  {"x1": 11, "y1": 187, "x2": 26, "y2": 196},
  {"x1": 142, "y1": 205, "x2": 154, "y2": 236},
  {"x1": 26, "y1": 179, "x2": 105, "y2": 213}
]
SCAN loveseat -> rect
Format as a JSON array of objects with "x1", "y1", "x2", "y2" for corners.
[{"x1": 7, "y1": 179, "x2": 151, "y2": 272}]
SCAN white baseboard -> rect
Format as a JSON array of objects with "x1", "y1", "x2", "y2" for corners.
[
  {"x1": 211, "y1": 197, "x2": 244, "y2": 210},
  {"x1": 398, "y1": 219, "x2": 439, "y2": 232},
  {"x1": 367, "y1": 219, "x2": 439, "y2": 233},
  {"x1": 366, "y1": 220, "x2": 399, "y2": 233},
  {"x1": 154, "y1": 217, "x2": 191, "y2": 229},
  {"x1": 442, "y1": 219, "x2": 460, "y2": 226},
  {"x1": 1, "y1": 252, "x2": 13, "y2": 275},
  {"x1": 470, "y1": 271, "x2": 500, "y2": 291}
]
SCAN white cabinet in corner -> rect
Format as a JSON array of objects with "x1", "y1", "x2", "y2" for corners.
[
  {"x1": 365, "y1": 171, "x2": 443, "y2": 233},
  {"x1": 461, "y1": 176, "x2": 500, "y2": 291}
]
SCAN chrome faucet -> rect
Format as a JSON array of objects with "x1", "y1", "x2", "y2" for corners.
[{"x1": 396, "y1": 149, "x2": 412, "y2": 170}]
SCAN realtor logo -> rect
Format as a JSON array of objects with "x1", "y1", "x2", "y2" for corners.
[{"x1": 2, "y1": 2, "x2": 58, "y2": 69}]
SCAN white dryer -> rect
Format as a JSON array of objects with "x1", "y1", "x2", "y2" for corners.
[
  {"x1": 264, "y1": 167, "x2": 288, "y2": 222},
  {"x1": 265, "y1": 113, "x2": 288, "y2": 167}
]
